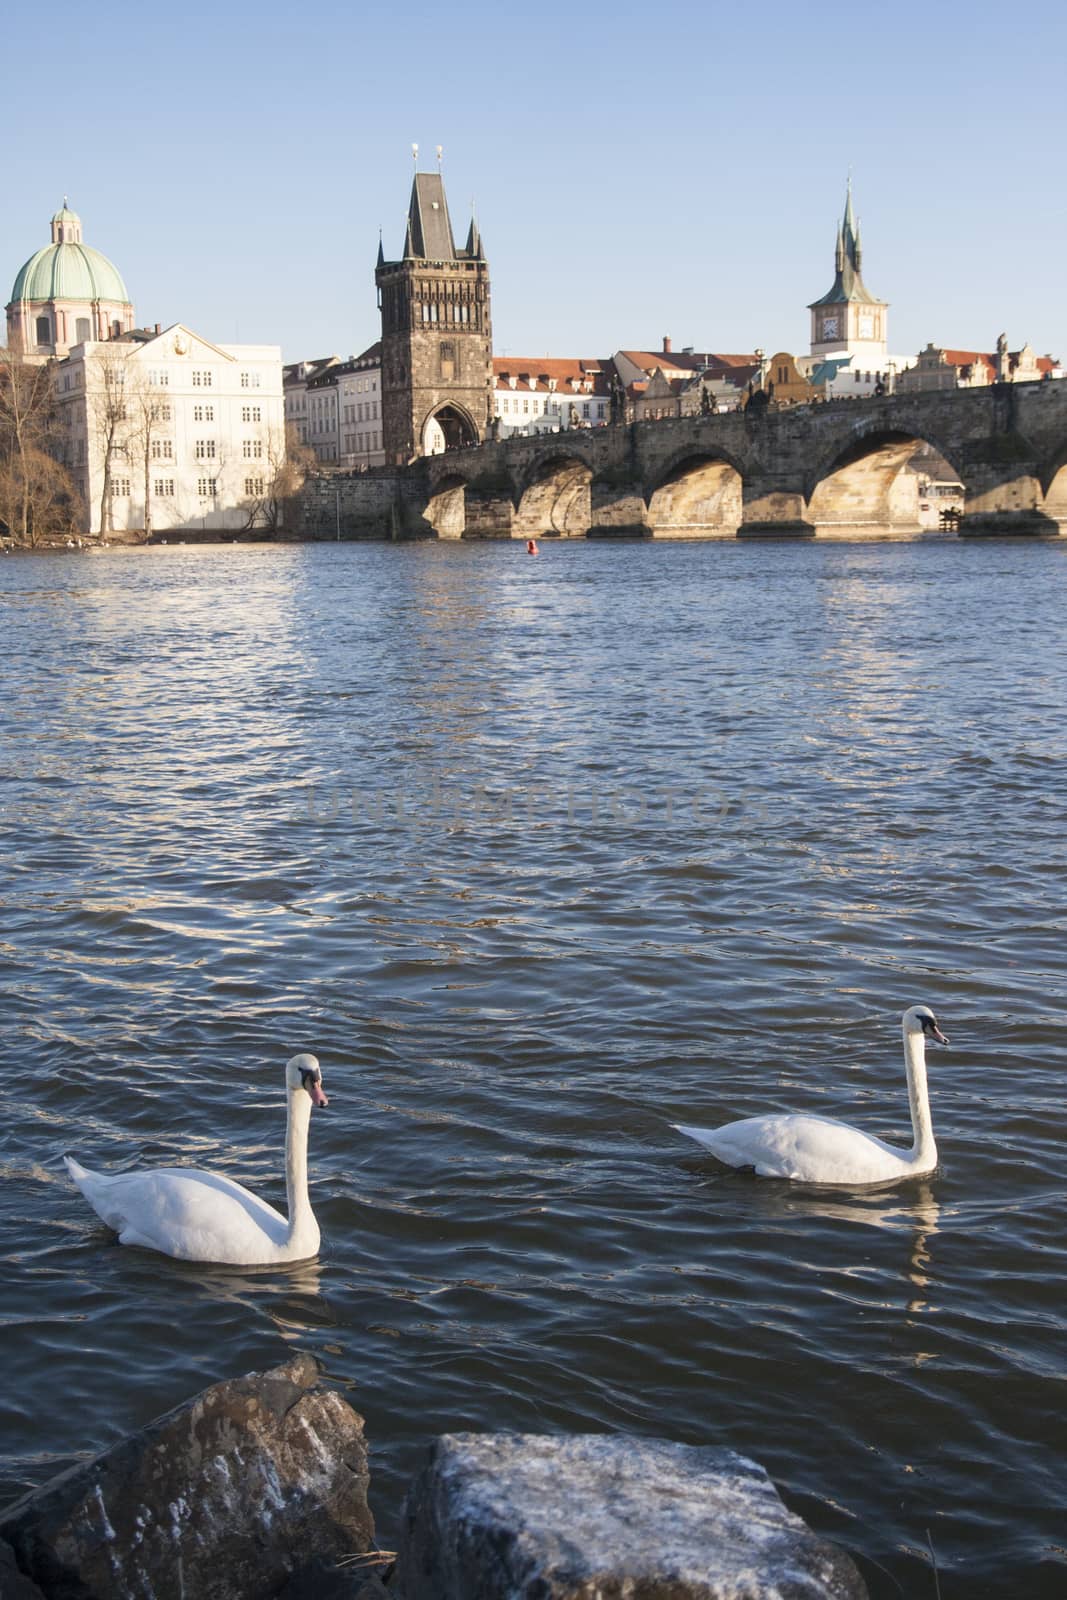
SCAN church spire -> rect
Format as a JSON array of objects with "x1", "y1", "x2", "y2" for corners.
[{"x1": 808, "y1": 178, "x2": 881, "y2": 312}]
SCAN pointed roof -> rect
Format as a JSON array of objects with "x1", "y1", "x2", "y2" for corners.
[
  {"x1": 464, "y1": 214, "x2": 483, "y2": 260},
  {"x1": 405, "y1": 172, "x2": 457, "y2": 260},
  {"x1": 809, "y1": 180, "x2": 884, "y2": 309}
]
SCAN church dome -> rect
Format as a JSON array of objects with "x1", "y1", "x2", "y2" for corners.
[{"x1": 9, "y1": 205, "x2": 130, "y2": 306}]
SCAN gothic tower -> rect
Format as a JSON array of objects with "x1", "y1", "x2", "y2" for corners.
[
  {"x1": 808, "y1": 181, "x2": 888, "y2": 367},
  {"x1": 376, "y1": 168, "x2": 493, "y2": 465}
]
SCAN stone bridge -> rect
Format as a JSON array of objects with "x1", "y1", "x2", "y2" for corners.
[{"x1": 299, "y1": 380, "x2": 1067, "y2": 540}]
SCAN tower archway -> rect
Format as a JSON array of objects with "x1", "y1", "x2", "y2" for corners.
[{"x1": 421, "y1": 404, "x2": 479, "y2": 456}]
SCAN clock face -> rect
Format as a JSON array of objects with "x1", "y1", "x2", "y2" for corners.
[
  {"x1": 859, "y1": 314, "x2": 875, "y2": 339},
  {"x1": 822, "y1": 315, "x2": 839, "y2": 339}
]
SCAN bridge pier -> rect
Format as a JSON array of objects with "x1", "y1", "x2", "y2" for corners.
[
  {"x1": 961, "y1": 464, "x2": 1064, "y2": 535},
  {"x1": 463, "y1": 491, "x2": 514, "y2": 539},
  {"x1": 587, "y1": 483, "x2": 651, "y2": 539},
  {"x1": 738, "y1": 488, "x2": 814, "y2": 538}
]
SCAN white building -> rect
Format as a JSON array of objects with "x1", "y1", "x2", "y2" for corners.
[
  {"x1": 283, "y1": 356, "x2": 338, "y2": 448},
  {"x1": 492, "y1": 357, "x2": 613, "y2": 437},
  {"x1": 337, "y1": 342, "x2": 384, "y2": 468},
  {"x1": 55, "y1": 323, "x2": 285, "y2": 536},
  {"x1": 284, "y1": 343, "x2": 385, "y2": 469}
]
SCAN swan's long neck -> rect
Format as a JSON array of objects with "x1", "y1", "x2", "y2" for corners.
[
  {"x1": 903, "y1": 1024, "x2": 936, "y2": 1170},
  {"x1": 284, "y1": 1090, "x2": 316, "y2": 1248}
]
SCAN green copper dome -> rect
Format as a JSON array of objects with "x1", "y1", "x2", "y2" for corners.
[
  {"x1": 11, "y1": 242, "x2": 130, "y2": 305},
  {"x1": 10, "y1": 205, "x2": 130, "y2": 306}
]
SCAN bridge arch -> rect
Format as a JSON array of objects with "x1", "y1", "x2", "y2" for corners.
[
  {"x1": 1040, "y1": 444, "x2": 1067, "y2": 528},
  {"x1": 806, "y1": 425, "x2": 966, "y2": 537},
  {"x1": 425, "y1": 472, "x2": 468, "y2": 538},
  {"x1": 513, "y1": 451, "x2": 592, "y2": 537},
  {"x1": 646, "y1": 450, "x2": 744, "y2": 538},
  {"x1": 420, "y1": 402, "x2": 480, "y2": 456}
]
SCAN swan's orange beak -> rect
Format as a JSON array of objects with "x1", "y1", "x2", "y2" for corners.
[
  {"x1": 930, "y1": 1024, "x2": 949, "y2": 1046},
  {"x1": 309, "y1": 1080, "x2": 329, "y2": 1108}
]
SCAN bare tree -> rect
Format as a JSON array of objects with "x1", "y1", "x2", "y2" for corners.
[
  {"x1": 242, "y1": 422, "x2": 313, "y2": 532},
  {"x1": 0, "y1": 445, "x2": 82, "y2": 546},
  {"x1": 89, "y1": 348, "x2": 132, "y2": 535},
  {"x1": 0, "y1": 345, "x2": 63, "y2": 545},
  {"x1": 127, "y1": 372, "x2": 170, "y2": 541}
]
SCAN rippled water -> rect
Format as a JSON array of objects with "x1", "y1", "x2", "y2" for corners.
[{"x1": 1, "y1": 538, "x2": 1066, "y2": 1598}]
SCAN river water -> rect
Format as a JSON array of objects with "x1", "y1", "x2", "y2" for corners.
[{"x1": 1, "y1": 538, "x2": 1065, "y2": 1597}]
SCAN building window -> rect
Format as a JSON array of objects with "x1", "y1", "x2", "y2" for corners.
[
  {"x1": 154, "y1": 478, "x2": 175, "y2": 496},
  {"x1": 241, "y1": 405, "x2": 262, "y2": 422},
  {"x1": 197, "y1": 478, "x2": 217, "y2": 496},
  {"x1": 111, "y1": 478, "x2": 131, "y2": 497},
  {"x1": 193, "y1": 404, "x2": 215, "y2": 422},
  {"x1": 242, "y1": 439, "x2": 263, "y2": 458},
  {"x1": 192, "y1": 370, "x2": 213, "y2": 387},
  {"x1": 149, "y1": 370, "x2": 169, "y2": 387},
  {"x1": 75, "y1": 317, "x2": 91, "y2": 342},
  {"x1": 151, "y1": 438, "x2": 174, "y2": 459},
  {"x1": 195, "y1": 439, "x2": 216, "y2": 459},
  {"x1": 35, "y1": 315, "x2": 51, "y2": 346},
  {"x1": 240, "y1": 371, "x2": 261, "y2": 388},
  {"x1": 582, "y1": 403, "x2": 590, "y2": 418},
  {"x1": 244, "y1": 477, "x2": 265, "y2": 495}
]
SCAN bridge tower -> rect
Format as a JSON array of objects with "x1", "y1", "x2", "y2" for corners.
[{"x1": 376, "y1": 162, "x2": 493, "y2": 466}]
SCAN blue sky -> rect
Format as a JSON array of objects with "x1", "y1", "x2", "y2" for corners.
[{"x1": 5, "y1": 0, "x2": 1065, "y2": 364}]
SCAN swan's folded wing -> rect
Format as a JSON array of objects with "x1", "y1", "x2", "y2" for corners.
[{"x1": 68, "y1": 1162, "x2": 288, "y2": 1260}]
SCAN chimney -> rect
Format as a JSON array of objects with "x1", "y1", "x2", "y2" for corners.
[
  {"x1": 155, "y1": 323, "x2": 161, "y2": 335},
  {"x1": 663, "y1": 335, "x2": 672, "y2": 354}
]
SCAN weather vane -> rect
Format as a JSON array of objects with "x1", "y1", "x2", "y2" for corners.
[
  {"x1": 412, "y1": 142, "x2": 418, "y2": 166},
  {"x1": 436, "y1": 145, "x2": 443, "y2": 172}
]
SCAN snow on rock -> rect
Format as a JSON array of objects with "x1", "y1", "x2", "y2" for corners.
[{"x1": 395, "y1": 1433, "x2": 868, "y2": 1600}]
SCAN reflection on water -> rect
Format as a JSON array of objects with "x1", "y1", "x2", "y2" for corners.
[{"x1": 1, "y1": 540, "x2": 1066, "y2": 1600}]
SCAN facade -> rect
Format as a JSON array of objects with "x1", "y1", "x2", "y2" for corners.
[
  {"x1": 493, "y1": 357, "x2": 615, "y2": 435},
  {"x1": 615, "y1": 343, "x2": 761, "y2": 417},
  {"x1": 283, "y1": 356, "x2": 339, "y2": 451},
  {"x1": 54, "y1": 324, "x2": 284, "y2": 536},
  {"x1": 800, "y1": 184, "x2": 912, "y2": 399},
  {"x1": 282, "y1": 344, "x2": 385, "y2": 467},
  {"x1": 375, "y1": 171, "x2": 493, "y2": 463},
  {"x1": 895, "y1": 336, "x2": 1062, "y2": 393},
  {"x1": 755, "y1": 352, "x2": 817, "y2": 408},
  {"x1": 7, "y1": 203, "x2": 135, "y2": 360},
  {"x1": 336, "y1": 342, "x2": 384, "y2": 467}
]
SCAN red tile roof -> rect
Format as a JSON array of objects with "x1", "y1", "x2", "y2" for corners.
[{"x1": 493, "y1": 357, "x2": 615, "y2": 396}]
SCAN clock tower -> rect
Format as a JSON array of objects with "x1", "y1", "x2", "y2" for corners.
[{"x1": 808, "y1": 181, "x2": 888, "y2": 367}]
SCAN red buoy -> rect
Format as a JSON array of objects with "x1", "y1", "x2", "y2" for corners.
[{"x1": 526, "y1": 539, "x2": 539, "y2": 555}]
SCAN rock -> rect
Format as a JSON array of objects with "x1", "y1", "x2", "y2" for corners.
[
  {"x1": 395, "y1": 1433, "x2": 867, "y2": 1600},
  {"x1": 0, "y1": 1537, "x2": 47, "y2": 1599},
  {"x1": 0, "y1": 1353, "x2": 373, "y2": 1600}
]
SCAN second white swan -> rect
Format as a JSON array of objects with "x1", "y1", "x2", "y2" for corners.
[
  {"x1": 673, "y1": 1005, "x2": 948, "y2": 1185},
  {"x1": 66, "y1": 1053, "x2": 329, "y2": 1264}
]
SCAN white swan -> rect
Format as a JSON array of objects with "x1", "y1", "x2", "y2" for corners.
[
  {"x1": 673, "y1": 1006, "x2": 948, "y2": 1185},
  {"x1": 65, "y1": 1054, "x2": 329, "y2": 1264}
]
